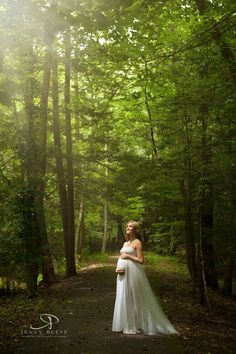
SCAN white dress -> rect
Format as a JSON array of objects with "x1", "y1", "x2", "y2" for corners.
[{"x1": 112, "y1": 246, "x2": 179, "y2": 335}]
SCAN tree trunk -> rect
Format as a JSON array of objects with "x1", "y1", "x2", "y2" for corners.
[
  {"x1": 117, "y1": 219, "x2": 124, "y2": 244},
  {"x1": 144, "y1": 60, "x2": 158, "y2": 158},
  {"x1": 73, "y1": 41, "x2": 84, "y2": 265},
  {"x1": 223, "y1": 119, "x2": 236, "y2": 296},
  {"x1": 199, "y1": 108, "x2": 218, "y2": 290},
  {"x1": 23, "y1": 52, "x2": 40, "y2": 296},
  {"x1": 196, "y1": 242, "x2": 205, "y2": 305},
  {"x1": 102, "y1": 200, "x2": 108, "y2": 253},
  {"x1": 36, "y1": 34, "x2": 56, "y2": 285},
  {"x1": 64, "y1": 28, "x2": 76, "y2": 276},
  {"x1": 75, "y1": 198, "x2": 85, "y2": 264},
  {"x1": 223, "y1": 257, "x2": 234, "y2": 296},
  {"x1": 102, "y1": 142, "x2": 108, "y2": 253},
  {"x1": 18, "y1": 187, "x2": 40, "y2": 297},
  {"x1": 51, "y1": 49, "x2": 69, "y2": 272},
  {"x1": 180, "y1": 114, "x2": 197, "y2": 294}
]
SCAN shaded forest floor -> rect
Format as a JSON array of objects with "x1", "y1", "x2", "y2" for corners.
[{"x1": 0, "y1": 253, "x2": 236, "y2": 354}]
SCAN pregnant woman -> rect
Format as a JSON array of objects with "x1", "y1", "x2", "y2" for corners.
[{"x1": 112, "y1": 220, "x2": 179, "y2": 335}]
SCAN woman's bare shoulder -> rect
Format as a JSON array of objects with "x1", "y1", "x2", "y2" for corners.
[{"x1": 134, "y1": 239, "x2": 142, "y2": 247}]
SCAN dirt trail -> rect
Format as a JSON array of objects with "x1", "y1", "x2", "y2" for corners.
[{"x1": 17, "y1": 256, "x2": 184, "y2": 354}]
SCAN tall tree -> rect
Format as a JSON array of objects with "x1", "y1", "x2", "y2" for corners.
[
  {"x1": 51, "y1": 48, "x2": 70, "y2": 274},
  {"x1": 35, "y1": 15, "x2": 56, "y2": 285},
  {"x1": 64, "y1": 27, "x2": 76, "y2": 276},
  {"x1": 23, "y1": 45, "x2": 42, "y2": 296}
]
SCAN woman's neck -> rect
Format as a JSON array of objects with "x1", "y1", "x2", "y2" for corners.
[{"x1": 128, "y1": 235, "x2": 136, "y2": 242}]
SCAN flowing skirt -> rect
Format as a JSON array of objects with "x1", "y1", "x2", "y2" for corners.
[{"x1": 112, "y1": 259, "x2": 178, "y2": 335}]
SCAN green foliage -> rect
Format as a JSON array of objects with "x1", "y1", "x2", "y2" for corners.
[
  {"x1": 148, "y1": 220, "x2": 185, "y2": 255},
  {"x1": 80, "y1": 250, "x2": 109, "y2": 264},
  {"x1": 144, "y1": 252, "x2": 189, "y2": 277}
]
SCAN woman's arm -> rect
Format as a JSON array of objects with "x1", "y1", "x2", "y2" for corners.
[{"x1": 120, "y1": 241, "x2": 144, "y2": 264}]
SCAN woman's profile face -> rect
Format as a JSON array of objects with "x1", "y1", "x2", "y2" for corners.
[{"x1": 126, "y1": 222, "x2": 135, "y2": 236}]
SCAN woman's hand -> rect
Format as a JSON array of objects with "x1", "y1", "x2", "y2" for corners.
[{"x1": 120, "y1": 253, "x2": 130, "y2": 259}]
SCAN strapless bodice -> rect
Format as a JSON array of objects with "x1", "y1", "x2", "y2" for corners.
[{"x1": 120, "y1": 246, "x2": 137, "y2": 255}]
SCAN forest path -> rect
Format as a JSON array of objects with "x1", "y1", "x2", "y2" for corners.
[{"x1": 17, "y1": 255, "x2": 184, "y2": 354}]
